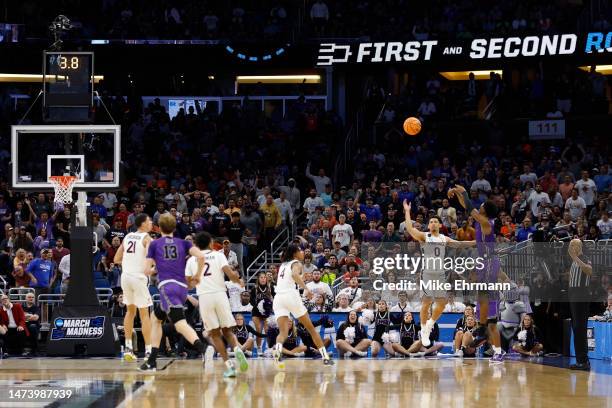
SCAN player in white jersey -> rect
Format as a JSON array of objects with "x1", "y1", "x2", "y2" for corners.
[
  {"x1": 185, "y1": 231, "x2": 248, "y2": 378},
  {"x1": 114, "y1": 213, "x2": 153, "y2": 361},
  {"x1": 403, "y1": 200, "x2": 475, "y2": 347},
  {"x1": 272, "y1": 243, "x2": 334, "y2": 368}
]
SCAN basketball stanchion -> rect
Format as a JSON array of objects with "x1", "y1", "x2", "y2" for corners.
[{"x1": 45, "y1": 177, "x2": 119, "y2": 357}]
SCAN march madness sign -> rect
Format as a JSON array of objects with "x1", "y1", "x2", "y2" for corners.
[
  {"x1": 50, "y1": 316, "x2": 106, "y2": 340},
  {"x1": 316, "y1": 32, "x2": 612, "y2": 66}
]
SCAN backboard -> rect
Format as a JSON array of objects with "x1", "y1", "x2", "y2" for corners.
[{"x1": 11, "y1": 125, "x2": 121, "y2": 191}]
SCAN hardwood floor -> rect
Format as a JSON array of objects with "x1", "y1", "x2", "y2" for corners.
[{"x1": 0, "y1": 357, "x2": 610, "y2": 407}]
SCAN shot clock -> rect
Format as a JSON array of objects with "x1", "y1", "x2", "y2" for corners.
[{"x1": 43, "y1": 51, "x2": 94, "y2": 122}]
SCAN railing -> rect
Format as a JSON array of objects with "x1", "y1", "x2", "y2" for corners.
[
  {"x1": 0, "y1": 275, "x2": 7, "y2": 293},
  {"x1": 246, "y1": 249, "x2": 268, "y2": 286},
  {"x1": 268, "y1": 227, "x2": 290, "y2": 265},
  {"x1": 36, "y1": 288, "x2": 115, "y2": 330},
  {"x1": 8, "y1": 287, "x2": 33, "y2": 301}
]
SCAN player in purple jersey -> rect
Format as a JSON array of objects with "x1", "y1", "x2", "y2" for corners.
[
  {"x1": 139, "y1": 213, "x2": 208, "y2": 372},
  {"x1": 448, "y1": 184, "x2": 509, "y2": 363}
]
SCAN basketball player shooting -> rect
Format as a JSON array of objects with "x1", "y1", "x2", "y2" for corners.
[
  {"x1": 448, "y1": 184, "x2": 510, "y2": 363},
  {"x1": 403, "y1": 200, "x2": 475, "y2": 347},
  {"x1": 272, "y1": 243, "x2": 334, "y2": 369},
  {"x1": 139, "y1": 213, "x2": 210, "y2": 372},
  {"x1": 113, "y1": 213, "x2": 154, "y2": 362},
  {"x1": 185, "y1": 231, "x2": 249, "y2": 378}
]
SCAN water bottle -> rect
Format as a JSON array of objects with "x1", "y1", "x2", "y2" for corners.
[
  {"x1": 367, "y1": 347, "x2": 372, "y2": 358},
  {"x1": 120, "y1": 345, "x2": 125, "y2": 360},
  {"x1": 252, "y1": 345, "x2": 258, "y2": 359},
  {"x1": 477, "y1": 346, "x2": 483, "y2": 358}
]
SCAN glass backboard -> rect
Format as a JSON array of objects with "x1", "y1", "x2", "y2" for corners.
[{"x1": 11, "y1": 125, "x2": 121, "y2": 190}]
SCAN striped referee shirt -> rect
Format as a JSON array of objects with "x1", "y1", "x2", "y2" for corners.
[{"x1": 569, "y1": 255, "x2": 591, "y2": 289}]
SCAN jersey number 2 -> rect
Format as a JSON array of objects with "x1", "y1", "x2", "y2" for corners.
[{"x1": 202, "y1": 263, "x2": 211, "y2": 277}]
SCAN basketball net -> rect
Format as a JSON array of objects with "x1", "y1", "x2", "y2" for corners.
[{"x1": 49, "y1": 175, "x2": 77, "y2": 205}]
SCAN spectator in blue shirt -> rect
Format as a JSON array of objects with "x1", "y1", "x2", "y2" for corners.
[
  {"x1": 320, "y1": 184, "x2": 333, "y2": 207},
  {"x1": 357, "y1": 193, "x2": 382, "y2": 223},
  {"x1": 26, "y1": 249, "x2": 54, "y2": 296},
  {"x1": 90, "y1": 195, "x2": 108, "y2": 220},
  {"x1": 594, "y1": 165, "x2": 611, "y2": 193},
  {"x1": 397, "y1": 181, "x2": 414, "y2": 205},
  {"x1": 516, "y1": 218, "x2": 536, "y2": 242}
]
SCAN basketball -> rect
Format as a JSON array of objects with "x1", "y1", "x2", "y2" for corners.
[{"x1": 403, "y1": 117, "x2": 421, "y2": 136}]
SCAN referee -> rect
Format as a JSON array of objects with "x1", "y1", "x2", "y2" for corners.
[{"x1": 568, "y1": 239, "x2": 593, "y2": 371}]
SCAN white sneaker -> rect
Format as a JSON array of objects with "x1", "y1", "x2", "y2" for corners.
[
  {"x1": 343, "y1": 351, "x2": 353, "y2": 358},
  {"x1": 420, "y1": 320, "x2": 433, "y2": 347},
  {"x1": 454, "y1": 349, "x2": 464, "y2": 358},
  {"x1": 244, "y1": 350, "x2": 252, "y2": 357},
  {"x1": 409, "y1": 351, "x2": 427, "y2": 358},
  {"x1": 205, "y1": 346, "x2": 215, "y2": 363},
  {"x1": 355, "y1": 350, "x2": 368, "y2": 357},
  {"x1": 294, "y1": 352, "x2": 305, "y2": 357}
]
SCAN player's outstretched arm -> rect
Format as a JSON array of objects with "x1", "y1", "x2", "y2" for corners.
[
  {"x1": 449, "y1": 184, "x2": 491, "y2": 235},
  {"x1": 403, "y1": 199, "x2": 426, "y2": 242},
  {"x1": 445, "y1": 237, "x2": 476, "y2": 248},
  {"x1": 188, "y1": 246, "x2": 206, "y2": 258}
]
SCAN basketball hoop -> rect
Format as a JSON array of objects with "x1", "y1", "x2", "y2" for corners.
[{"x1": 49, "y1": 175, "x2": 78, "y2": 204}]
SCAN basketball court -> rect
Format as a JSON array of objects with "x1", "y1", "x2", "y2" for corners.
[{"x1": 0, "y1": 357, "x2": 610, "y2": 407}]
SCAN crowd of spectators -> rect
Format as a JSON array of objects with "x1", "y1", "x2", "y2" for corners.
[{"x1": 4, "y1": 0, "x2": 594, "y2": 42}]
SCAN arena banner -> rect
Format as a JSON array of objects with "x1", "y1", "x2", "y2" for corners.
[{"x1": 315, "y1": 32, "x2": 612, "y2": 66}]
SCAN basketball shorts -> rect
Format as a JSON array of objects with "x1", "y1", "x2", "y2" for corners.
[
  {"x1": 421, "y1": 270, "x2": 448, "y2": 299},
  {"x1": 273, "y1": 291, "x2": 308, "y2": 319},
  {"x1": 121, "y1": 274, "x2": 153, "y2": 308},
  {"x1": 199, "y1": 292, "x2": 237, "y2": 330},
  {"x1": 159, "y1": 282, "x2": 187, "y2": 312}
]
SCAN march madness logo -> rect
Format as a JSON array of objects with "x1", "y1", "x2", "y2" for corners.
[{"x1": 50, "y1": 316, "x2": 105, "y2": 340}]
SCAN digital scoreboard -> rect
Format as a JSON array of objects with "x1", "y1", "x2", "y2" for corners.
[{"x1": 43, "y1": 51, "x2": 94, "y2": 122}]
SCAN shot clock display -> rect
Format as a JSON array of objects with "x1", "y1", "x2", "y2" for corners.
[{"x1": 43, "y1": 51, "x2": 94, "y2": 122}]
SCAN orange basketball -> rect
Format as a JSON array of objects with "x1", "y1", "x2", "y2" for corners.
[{"x1": 403, "y1": 117, "x2": 421, "y2": 136}]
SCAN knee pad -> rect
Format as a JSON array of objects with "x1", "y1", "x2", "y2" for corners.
[
  {"x1": 168, "y1": 307, "x2": 186, "y2": 324},
  {"x1": 153, "y1": 307, "x2": 167, "y2": 321}
]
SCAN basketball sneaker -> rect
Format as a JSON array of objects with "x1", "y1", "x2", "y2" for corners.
[
  {"x1": 234, "y1": 347, "x2": 249, "y2": 372},
  {"x1": 454, "y1": 348, "x2": 464, "y2": 358},
  {"x1": 124, "y1": 349, "x2": 137, "y2": 362},
  {"x1": 272, "y1": 346, "x2": 285, "y2": 370},
  {"x1": 138, "y1": 361, "x2": 157, "y2": 372},
  {"x1": 489, "y1": 351, "x2": 506, "y2": 364},
  {"x1": 223, "y1": 361, "x2": 237, "y2": 378},
  {"x1": 420, "y1": 319, "x2": 434, "y2": 347}
]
